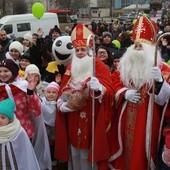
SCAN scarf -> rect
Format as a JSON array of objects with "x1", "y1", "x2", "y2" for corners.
[
  {"x1": 41, "y1": 97, "x2": 57, "y2": 127},
  {"x1": 0, "y1": 116, "x2": 21, "y2": 143}
]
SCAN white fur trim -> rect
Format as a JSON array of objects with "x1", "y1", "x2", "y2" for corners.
[
  {"x1": 145, "y1": 93, "x2": 156, "y2": 170},
  {"x1": 115, "y1": 87, "x2": 128, "y2": 103},
  {"x1": 109, "y1": 101, "x2": 127, "y2": 163},
  {"x1": 155, "y1": 81, "x2": 170, "y2": 106}
]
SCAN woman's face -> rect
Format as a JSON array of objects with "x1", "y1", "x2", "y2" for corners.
[
  {"x1": 9, "y1": 49, "x2": 20, "y2": 60},
  {"x1": 97, "y1": 48, "x2": 108, "y2": 63},
  {"x1": 0, "y1": 67, "x2": 13, "y2": 83},
  {"x1": 23, "y1": 39, "x2": 31, "y2": 47}
]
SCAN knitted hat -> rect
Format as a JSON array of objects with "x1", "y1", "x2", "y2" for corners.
[
  {"x1": 102, "y1": 31, "x2": 112, "y2": 39},
  {"x1": 9, "y1": 41, "x2": 24, "y2": 55},
  {"x1": 112, "y1": 39, "x2": 121, "y2": 49},
  {"x1": 0, "y1": 98, "x2": 15, "y2": 120},
  {"x1": 24, "y1": 64, "x2": 41, "y2": 79},
  {"x1": 113, "y1": 50, "x2": 124, "y2": 60},
  {"x1": 51, "y1": 25, "x2": 61, "y2": 35},
  {"x1": 21, "y1": 52, "x2": 33, "y2": 63},
  {"x1": 0, "y1": 59, "x2": 19, "y2": 78},
  {"x1": 23, "y1": 32, "x2": 32, "y2": 42},
  {"x1": 45, "y1": 81, "x2": 60, "y2": 92}
]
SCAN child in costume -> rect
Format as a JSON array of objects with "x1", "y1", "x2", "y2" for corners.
[
  {"x1": 0, "y1": 98, "x2": 40, "y2": 170},
  {"x1": 0, "y1": 59, "x2": 41, "y2": 139}
]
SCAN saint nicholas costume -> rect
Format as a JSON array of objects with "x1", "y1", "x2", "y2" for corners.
[
  {"x1": 54, "y1": 23, "x2": 114, "y2": 170},
  {"x1": 109, "y1": 16, "x2": 170, "y2": 170}
]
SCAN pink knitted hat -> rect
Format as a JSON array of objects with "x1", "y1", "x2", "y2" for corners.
[{"x1": 45, "y1": 81, "x2": 60, "y2": 92}]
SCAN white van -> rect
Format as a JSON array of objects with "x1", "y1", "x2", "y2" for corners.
[{"x1": 0, "y1": 12, "x2": 59, "y2": 38}]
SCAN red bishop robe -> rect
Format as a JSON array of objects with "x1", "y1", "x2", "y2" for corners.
[
  {"x1": 54, "y1": 57, "x2": 114, "y2": 170},
  {"x1": 109, "y1": 62, "x2": 170, "y2": 170}
]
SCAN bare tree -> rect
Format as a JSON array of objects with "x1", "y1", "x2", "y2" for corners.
[
  {"x1": 1, "y1": 0, "x2": 7, "y2": 16},
  {"x1": 13, "y1": 0, "x2": 28, "y2": 14}
]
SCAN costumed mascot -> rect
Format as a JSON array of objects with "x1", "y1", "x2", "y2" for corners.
[{"x1": 42, "y1": 36, "x2": 74, "y2": 83}]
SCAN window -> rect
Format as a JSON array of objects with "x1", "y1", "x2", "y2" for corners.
[
  {"x1": 91, "y1": 10, "x2": 98, "y2": 14},
  {"x1": 17, "y1": 23, "x2": 31, "y2": 32},
  {"x1": 3, "y1": 25, "x2": 13, "y2": 34}
]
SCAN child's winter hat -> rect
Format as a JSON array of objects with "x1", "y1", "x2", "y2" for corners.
[
  {"x1": 0, "y1": 98, "x2": 15, "y2": 120},
  {"x1": 45, "y1": 81, "x2": 60, "y2": 92},
  {"x1": 51, "y1": 25, "x2": 61, "y2": 35},
  {"x1": 21, "y1": 52, "x2": 33, "y2": 64},
  {"x1": 24, "y1": 64, "x2": 41, "y2": 79},
  {"x1": 0, "y1": 59, "x2": 19, "y2": 78},
  {"x1": 9, "y1": 41, "x2": 24, "y2": 55},
  {"x1": 23, "y1": 32, "x2": 32, "y2": 42}
]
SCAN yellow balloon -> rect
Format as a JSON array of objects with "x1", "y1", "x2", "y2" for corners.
[{"x1": 32, "y1": 2, "x2": 45, "y2": 19}]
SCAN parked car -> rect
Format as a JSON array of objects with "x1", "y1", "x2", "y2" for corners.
[{"x1": 119, "y1": 13, "x2": 138, "y2": 23}]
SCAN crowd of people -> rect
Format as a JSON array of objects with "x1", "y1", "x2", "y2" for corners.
[{"x1": 0, "y1": 14, "x2": 170, "y2": 170}]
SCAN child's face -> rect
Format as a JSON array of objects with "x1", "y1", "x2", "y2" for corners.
[
  {"x1": 19, "y1": 59, "x2": 30, "y2": 70},
  {"x1": 113, "y1": 58, "x2": 120, "y2": 70},
  {"x1": 26, "y1": 73, "x2": 40, "y2": 85},
  {"x1": 45, "y1": 89, "x2": 58, "y2": 101},
  {"x1": 0, "y1": 114, "x2": 10, "y2": 126},
  {"x1": 9, "y1": 49, "x2": 20, "y2": 60},
  {"x1": 0, "y1": 67, "x2": 13, "y2": 83}
]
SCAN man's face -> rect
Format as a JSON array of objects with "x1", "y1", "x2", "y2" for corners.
[
  {"x1": 0, "y1": 30, "x2": 7, "y2": 41},
  {"x1": 134, "y1": 42, "x2": 143, "y2": 50},
  {"x1": 75, "y1": 47, "x2": 87, "y2": 58}
]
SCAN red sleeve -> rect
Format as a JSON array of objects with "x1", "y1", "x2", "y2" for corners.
[
  {"x1": 111, "y1": 70, "x2": 127, "y2": 108},
  {"x1": 27, "y1": 93, "x2": 41, "y2": 116}
]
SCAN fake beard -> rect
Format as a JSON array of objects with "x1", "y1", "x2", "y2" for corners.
[
  {"x1": 71, "y1": 54, "x2": 93, "y2": 82},
  {"x1": 118, "y1": 43, "x2": 162, "y2": 90}
]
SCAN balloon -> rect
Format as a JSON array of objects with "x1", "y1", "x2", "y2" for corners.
[
  {"x1": 112, "y1": 40, "x2": 121, "y2": 49},
  {"x1": 142, "y1": 13, "x2": 148, "y2": 17},
  {"x1": 132, "y1": 19, "x2": 137, "y2": 25},
  {"x1": 32, "y1": 2, "x2": 45, "y2": 19},
  {"x1": 167, "y1": 60, "x2": 170, "y2": 66}
]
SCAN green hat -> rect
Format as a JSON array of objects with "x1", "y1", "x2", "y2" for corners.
[
  {"x1": 0, "y1": 98, "x2": 15, "y2": 120},
  {"x1": 112, "y1": 40, "x2": 121, "y2": 49}
]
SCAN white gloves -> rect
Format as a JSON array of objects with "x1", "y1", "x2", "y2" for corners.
[
  {"x1": 150, "y1": 67, "x2": 163, "y2": 82},
  {"x1": 89, "y1": 77, "x2": 103, "y2": 92},
  {"x1": 125, "y1": 89, "x2": 141, "y2": 103},
  {"x1": 59, "y1": 102, "x2": 74, "y2": 113},
  {"x1": 163, "y1": 146, "x2": 170, "y2": 167}
]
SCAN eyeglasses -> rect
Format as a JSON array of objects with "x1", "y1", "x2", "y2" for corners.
[{"x1": 98, "y1": 50, "x2": 107, "y2": 54}]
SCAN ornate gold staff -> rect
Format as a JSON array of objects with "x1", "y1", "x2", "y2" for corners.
[
  {"x1": 87, "y1": 34, "x2": 96, "y2": 169},
  {"x1": 148, "y1": 32, "x2": 170, "y2": 170}
]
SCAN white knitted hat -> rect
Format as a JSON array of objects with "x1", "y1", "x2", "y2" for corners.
[
  {"x1": 24, "y1": 64, "x2": 41, "y2": 79},
  {"x1": 9, "y1": 41, "x2": 23, "y2": 55},
  {"x1": 23, "y1": 32, "x2": 32, "y2": 42}
]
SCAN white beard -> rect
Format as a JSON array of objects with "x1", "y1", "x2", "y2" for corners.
[
  {"x1": 118, "y1": 43, "x2": 162, "y2": 90},
  {"x1": 71, "y1": 54, "x2": 93, "y2": 82}
]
